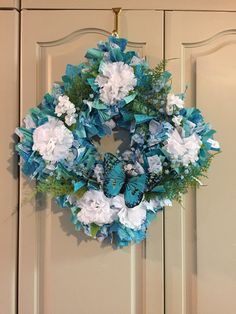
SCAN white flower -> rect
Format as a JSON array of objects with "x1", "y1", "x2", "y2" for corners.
[
  {"x1": 123, "y1": 162, "x2": 144, "y2": 176},
  {"x1": 76, "y1": 190, "x2": 118, "y2": 225},
  {"x1": 165, "y1": 129, "x2": 202, "y2": 166},
  {"x1": 166, "y1": 93, "x2": 184, "y2": 115},
  {"x1": 168, "y1": 93, "x2": 184, "y2": 108},
  {"x1": 55, "y1": 95, "x2": 77, "y2": 126},
  {"x1": 32, "y1": 117, "x2": 74, "y2": 162},
  {"x1": 147, "y1": 155, "x2": 163, "y2": 173},
  {"x1": 112, "y1": 195, "x2": 146, "y2": 230},
  {"x1": 55, "y1": 95, "x2": 75, "y2": 116},
  {"x1": 95, "y1": 61, "x2": 137, "y2": 104},
  {"x1": 124, "y1": 164, "x2": 133, "y2": 172},
  {"x1": 65, "y1": 114, "x2": 77, "y2": 126},
  {"x1": 172, "y1": 115, "x2": 183, "y2": 127},
  {"x1": 93, "y1": 164, "x2": 104, "y2": 184}
]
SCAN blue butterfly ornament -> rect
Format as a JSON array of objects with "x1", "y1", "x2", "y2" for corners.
[{"x1": 103, "y1": 153, "x2": 147, "y2": 208}]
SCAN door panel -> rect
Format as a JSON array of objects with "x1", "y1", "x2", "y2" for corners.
[
  {"x1": 165, "y1": 11, "x2": 236, "y2": 314},
  {"x1": 0, "y1": 0, "x2": 19, "y2": 8},
  {"x1": 20, "y1": 10, "x2": 164, "y2": 314},
  {"x1": 0, "y1": 10, "x2": 19, "y2": 314}
]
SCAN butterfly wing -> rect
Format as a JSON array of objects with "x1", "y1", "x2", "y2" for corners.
[
  {"x1": 103, "y1": 152, "x2": 120, "y2": 172},
  {"x1": 103, "y1": 153, "x2": 125, "y2": 198},
  {"x1": 124, "y1": 174, "x2": 147, "y2": 208}
]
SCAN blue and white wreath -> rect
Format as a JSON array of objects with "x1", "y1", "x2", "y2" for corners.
[{"x1": 16, "y1": 36, "x2": 220, "y2": 247}]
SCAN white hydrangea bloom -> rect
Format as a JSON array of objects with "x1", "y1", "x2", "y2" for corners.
[
  {"x1": 95, "y1": 61, "x2": 137, "y2": 104},
  {"x1": 112, "y1": 195, "x2": 147, "y2": 230},
  {"x1": 147, "y1": 155, "x2": 163, "y2": 173},
  {"x1": 166, "y1": 93, "x2": 184, "y2": 115},
  {"x1": 77, "y1": 190, "x2": 118, "y2": 225},
  {"x1": 164, "y1": 129, "x2": 202, "y2": 166},
  {"x1": 32, "y1": 117, "x2": 74, "y2": 162},
  {"x1": 55, "y1": 95, "x2": 77, "y2": 126}
]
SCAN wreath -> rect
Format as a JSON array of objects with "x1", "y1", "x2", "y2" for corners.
[{"x1": 16, "y1": 36, "x2": 220, "y2": 247}]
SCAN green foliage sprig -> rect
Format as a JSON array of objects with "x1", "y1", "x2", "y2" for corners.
[
  {"x1": 64, "y1": 75, "x2": 91, "y2": 110},
  {"x1": 36, "y1": 176, "x2": 74, "y2": 197}
]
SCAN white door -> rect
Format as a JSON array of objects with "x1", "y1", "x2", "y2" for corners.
[
  {"x1": 19, "y1": 10, "x2": 164, "y2": 314},
  {"x1": 165, "y1": 11, "x2": 236, "y2": 314}
]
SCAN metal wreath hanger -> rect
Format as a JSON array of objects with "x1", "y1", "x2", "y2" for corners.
[{"x1": 112, "y1": 7, "x2": 122, "y2": 37}]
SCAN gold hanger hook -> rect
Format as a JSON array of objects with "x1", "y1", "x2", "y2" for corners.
[{"x1": 111, "y1": 7, "x2": 122, "y2": 37}]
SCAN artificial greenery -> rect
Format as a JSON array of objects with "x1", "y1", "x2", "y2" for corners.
[
  {"x1": 36, "y1": 176, "x2": 73, "y2": 197},
  {"x1": 64, "y1": 75, "x2": 91, "y2": 110}
]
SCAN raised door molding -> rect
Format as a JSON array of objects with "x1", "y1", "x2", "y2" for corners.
[
  {"x1": 165, "y1": 11, "x2": 236, "y2": 314},
  {"x1": 0, "y1": 9, "x2": 19, "y2": 314},
  {"x1": 20, "y1": 10, "x2": 164, "y2": 314},
  {"x1": 0, "y1": 0, "x2": 19, "y2": 9},
  {"x1": 20, "y1": 0, "x2": 236, "y2": 11}
]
